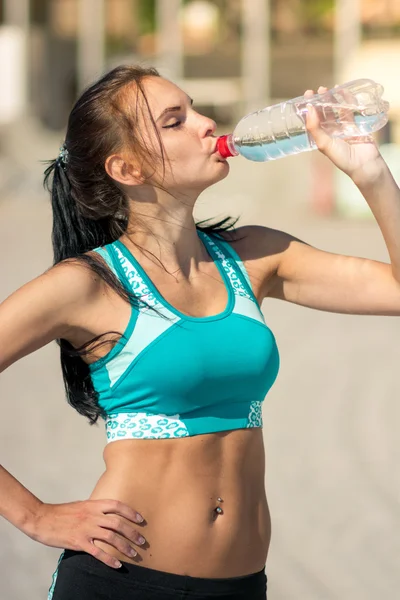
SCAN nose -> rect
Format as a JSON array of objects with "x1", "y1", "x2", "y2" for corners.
[{"x1": 199, "y1": 114, "x2": 217, "y2": 138}]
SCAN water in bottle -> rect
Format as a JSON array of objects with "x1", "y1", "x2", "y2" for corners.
[{"x1": 216, "y1": 79, "x2": 390, "y2": 162}]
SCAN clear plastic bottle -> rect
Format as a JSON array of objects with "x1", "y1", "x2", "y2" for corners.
[{"x1": 216, "y1": 79, "x2": 390, "y2": 162}]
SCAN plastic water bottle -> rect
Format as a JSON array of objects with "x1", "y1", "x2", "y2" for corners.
[{"x1": 216, "y1": 79, "x2": 390, "y2": 162}]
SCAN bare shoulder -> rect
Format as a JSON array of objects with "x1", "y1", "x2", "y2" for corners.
[
  {"x1": 45, "y1": 253, "x2": 105, "y2": 301},
  {"x1": 0, "y1": 254, "x2": 105, "y2": 373},
  {"x1": 219, "y1": 225, "x2": 306, "y2": 297},
  {"x1": 220, "y1": 224, "x2": 302, "y2": 265},
  {"x1": 28, "y1": 255, "x2": 106, "y2": 321}
]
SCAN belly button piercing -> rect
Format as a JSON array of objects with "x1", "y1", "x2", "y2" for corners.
[{"x1": 214, "y1": 497, "x2": 224, "y2": 515}]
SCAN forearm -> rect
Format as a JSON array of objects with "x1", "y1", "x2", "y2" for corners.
[
  {"x1": 0, "y1": 463, "x2": 43, "y2": 535},
  {"x1": 354, "y1": 159, "x2": 400, "y2": 282}
]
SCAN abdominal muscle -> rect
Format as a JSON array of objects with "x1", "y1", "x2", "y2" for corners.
[{"x1": 88, "y1": 427, "x2": 271, "y2": 578}]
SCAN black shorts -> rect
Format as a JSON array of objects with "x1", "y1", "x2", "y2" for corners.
[{"x1": 48, "y1": 550, "x2": 267, "y2": 599}]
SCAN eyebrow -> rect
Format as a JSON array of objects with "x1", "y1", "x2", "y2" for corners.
[{"x1": 156, "y1": 96, "x2": 193, "y2": 122}]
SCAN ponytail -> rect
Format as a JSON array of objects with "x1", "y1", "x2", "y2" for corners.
[
  {"x1": 45, "y1": 158, "x2": 115, "y2": 262},
  {"x1": 44, "y1": 159, "x2": 132, "y2": 425}
]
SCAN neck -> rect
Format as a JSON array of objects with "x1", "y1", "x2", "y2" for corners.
[{"x1": 120, "y1": 187, "x2": 207, "y2": 277}]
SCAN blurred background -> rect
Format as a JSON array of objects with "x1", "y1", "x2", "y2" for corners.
[{"x1": 0, "y1": 1, "x2": 399, "y2": 599}]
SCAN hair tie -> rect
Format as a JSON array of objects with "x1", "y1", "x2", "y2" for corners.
[{"x1": 57, "y1": 144, "x2": 69, "y2": 170}]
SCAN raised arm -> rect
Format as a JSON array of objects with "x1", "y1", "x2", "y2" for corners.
[
  {"x1": 230, "y1": 86, "x2": 400, "y2": 317},
  {"x1": 260, "y1": 226, "x2": 400, "y2": 315}
]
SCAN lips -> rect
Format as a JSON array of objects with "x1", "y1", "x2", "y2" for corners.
[{"x1": 211, "y1": 141, "x2": 225, "y2": 160}]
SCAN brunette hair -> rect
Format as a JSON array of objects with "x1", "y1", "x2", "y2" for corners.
[{"x1": 44, "y1": 65, "x2": 237, "y2": 425}]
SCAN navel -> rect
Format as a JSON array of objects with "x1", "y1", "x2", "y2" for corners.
[{"x1": 212, "y1": 496, "x2": 224, "y2": 518}]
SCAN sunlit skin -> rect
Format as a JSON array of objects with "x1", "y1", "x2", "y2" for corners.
[
  {"x1": 86, "y1": 77, "x2": 271, "y2": 577},
  {"x1": 1, "y1": 69, "x2": 398, "y2": 584},
  {"x1": 58, "y1": 78, "x2": 400, "y2": 577}
]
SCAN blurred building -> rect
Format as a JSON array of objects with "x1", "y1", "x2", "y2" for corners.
[
  {"x1": 0, "y1": 0, "x2": 139, "y2": 128},
  {"x1": 0, "y1": 0, "x2": 330, "y2": 129},
  {"x1": 1, "y1": 1, "x2": 400, "y2": 168}
]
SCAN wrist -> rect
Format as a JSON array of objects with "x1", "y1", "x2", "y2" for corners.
[
  {"x1": 351, "y1": 156, "x2": 389, "y2": 190},
  {"x1": 16, "y1": 499, "x2": 45, "y2": 538}
]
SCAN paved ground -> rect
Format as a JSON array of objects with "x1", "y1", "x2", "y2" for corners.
[{"x1": 0, "y1": 119, "x2": 399, "y2": 600}]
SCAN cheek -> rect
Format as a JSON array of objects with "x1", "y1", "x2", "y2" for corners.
[
  {"x1": 164, "y1": 143, "x2": 201, "y2": 174},
  {"x1": 164, "y1": 130, "x2": 201, "y2": 160}
]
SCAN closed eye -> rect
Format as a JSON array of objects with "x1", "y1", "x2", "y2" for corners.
[{"x1": 162, "y1": 121, "x2": 182, "y2": 129}]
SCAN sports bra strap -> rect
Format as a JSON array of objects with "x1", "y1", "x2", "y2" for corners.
[
  {"x1": 94, "y1": 232, "x2": 259, "y2": 309},
  {"x1": 92, "y1": 246, "x2": 119, "y2": 277},
  {"x1": 198, "y1": 231, "x2": 257, "y2": 303}
]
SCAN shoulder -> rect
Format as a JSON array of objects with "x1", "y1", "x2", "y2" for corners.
[
  {"x1": 218, "y1": 225, "x2": 306, "y2": 295},
  {"x1": 14, "y1": 250, "x2": 111, "y2": 330},
  {"x1": 0, "y1": 253, "x2": 108, "y2": 372},
  {"x1": 219, "y1": 225, "x2": 301, "y2": 264},
  {"x1": 43, "y1": 252, "x2": 106, "y2": 300}
]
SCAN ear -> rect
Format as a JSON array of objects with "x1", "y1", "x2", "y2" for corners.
[{"x1": 105, "y1": 154, "x2": 144, "y2": 186}]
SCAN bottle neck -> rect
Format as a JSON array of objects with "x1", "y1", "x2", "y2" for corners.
[{"x1": 216, "y1": 134, "x2": 239, "y2": 158}]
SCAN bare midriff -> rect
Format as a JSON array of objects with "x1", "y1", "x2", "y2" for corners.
[{"x1": 89, "y1": 427, "x2": 270, "y2": 578}]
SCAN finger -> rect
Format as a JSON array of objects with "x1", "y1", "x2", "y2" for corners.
[
  {"x1": 305, "y1": 104, "x2": 332, "y2": 153},
  {"x1": 83, "y1": 540, "x2": 124, "y2": 569},
  {"x1": 333, "y1": 84, "x2": 356, "y2": 125},
  {"x1": 305, "y1": 103, "x2": 320, "y2": 129},
  {"x1": 303, "y1": 89, "x2": 315, "y2": 99},
  {"x1": 94, "y1": 527, "x2": 139, "y2": 559},
  {"x1": 98, "y1": 499, "x2": 144, "y2": 524},
  {"x1": 346, "y1": 135, "x2": 374, "y2": 145},
  {"x1": 310, "y1": 86, "x2": 336, "y2": 127},
  {"x1": 316, "y1": 86, "x2": 337, "y2": 125},
  {"x1": 100, "y1": 516, "x2": 147, "y2": 548}
]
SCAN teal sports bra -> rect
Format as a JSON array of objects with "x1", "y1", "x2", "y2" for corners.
[{"x1": 89, "y1": 230, "x2": 280, "y2": 443}]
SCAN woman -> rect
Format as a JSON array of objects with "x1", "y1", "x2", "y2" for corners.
[{"x1": 0, "y1": 65, "x2": 399, "y2": 600}]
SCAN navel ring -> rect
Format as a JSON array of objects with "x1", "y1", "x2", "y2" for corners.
[{"x1": 214, "y1": 497, "x2": 224, "y2": 515}]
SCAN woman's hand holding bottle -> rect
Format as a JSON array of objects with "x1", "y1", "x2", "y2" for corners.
[
  {"x1": 305, "y1": 85, "x2": 385, "y2": 186},
  {"x1": 28, "y1": 499, "x2": 146, "y2": 569}
]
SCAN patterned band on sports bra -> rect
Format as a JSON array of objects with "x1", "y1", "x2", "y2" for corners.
[{"x1": 88, "y1": 230, "x2": 280, "y2": 442}]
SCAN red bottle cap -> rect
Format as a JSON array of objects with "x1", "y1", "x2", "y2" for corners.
[{"x1": 216, "y1": 134, "x2": 238, "y2": 158}]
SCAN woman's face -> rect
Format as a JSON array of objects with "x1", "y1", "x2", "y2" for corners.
[{"x1": 138, "y1": 76, "x2": 230, "y2": 195}]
